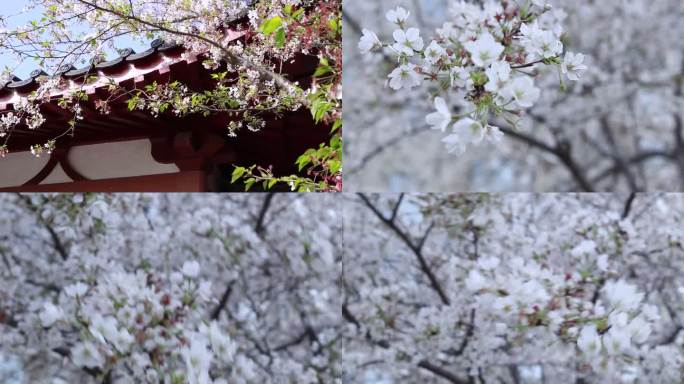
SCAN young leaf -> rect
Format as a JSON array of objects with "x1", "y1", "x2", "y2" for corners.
[{"x1": 260, "y1": 16, "x2": 282, "y2": 36}]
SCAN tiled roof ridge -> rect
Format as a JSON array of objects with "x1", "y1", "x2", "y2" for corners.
[
  {"x1": 0, "y1": 39, "x2": 182, "y2": 91},
  {"x1": 0, "y1": 10, "x2": 254, "y2": 95},
  {"x1": 0, "y1": 38, "x2": 192, "y2": 102}
]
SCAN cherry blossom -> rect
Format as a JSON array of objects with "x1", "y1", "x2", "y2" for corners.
[
  {"x1": 501, "y1": 76, "x2": 541, "y2": 109},
  {"x1": 386, "y1": 7, "x2": 410, "y2": 25},
  {"x1": 357, "y1": 1, "x2": 586, "y2": 156},
  {"x1": 425, "y1": 97, "x2": 452, "y2": 132},
  {"x1": 346, "y1": 0, "x2": 684, "y2": 192},
  {"x1": 387, "y1": 64, "x2": 422, "y2": 90},
  {"x1": 0, "y1": 193, "x2": 342, "y2": 382},
  {"x1": 562, "y1": 52, "x2": 588, "y2": 81},
  {"x1": 464, "y1": 32, "x2": 504, "y2": 68},
  {"x1": 344, "y1": 193, "x2": 684, "y2": 383},
  {"x1": 358, "y1": 29, "x2": 382, "y2": 54},
  {"x1": 392, "y1": 28, "x2": 424, "y2": 56},
  {"x1": 38, "y1": 303, "x2": 63, "y2": 328}
]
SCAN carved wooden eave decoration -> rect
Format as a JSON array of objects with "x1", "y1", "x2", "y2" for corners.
[{"x1": 0, "y1": 26, "x2": 326, "y2": 192}]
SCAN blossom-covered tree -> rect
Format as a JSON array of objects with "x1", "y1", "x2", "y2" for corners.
[
  {"x1": 344, "y1": 0, "x2": 684, "y2": 192},
  {"x1": 0, "y1": 0, "x2": 341, "y2": 192},
  {"x1": 0, "y1": 193, "x2": 342, "y2": 382},
  {"x1": 343, "y1": 193, "x2": 684, "y2": 383}
]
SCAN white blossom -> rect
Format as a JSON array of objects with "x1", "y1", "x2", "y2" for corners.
[
  {"x1": 423, "y1": 40, "x2": 446, "y2": 66},
  {"x1": 562, "y1": 52, "x2": 588, "y2": 81},
  {"x1": 358, "y1": 29, "x2": 381, "y2": 54},
  {"x1": 604, "y1": 280, "x2": 644, "y2": 312},
  {"x1": 425, "y1": 97, "x2": 452, "y2": 132},
  {"x1": 464, "y1": 32, "x2": 505, "y2": 67},
  {"x1": 501, "y1": 77, "x2": 541, "y2": 109},
  {"x1": 182, "y1": 260, "x2": 201, "y2": 278},
  {"x1": 386, "y1": 7, "x2": 409, "y2": 25},
  {"x1": 64, "y1": 282, "x2": 88, "y2": 298},
  {"x1": 484, "y1": 61, "x2": 511, "y2": 94},
  {"x1": 392, "y1": 27, "x2": 424, "y2": 56},
  {"x1": 39, "y1": 302, "x2": 63, "y2": 327},
  {"x1": 387, "y1": 64, "x2": 422, "y2": 90},
  {"x1": 577, "y1": 324, "x2": 601, "y2": 356},
  {"x1": 71, "y1": 342, "x2": 105, "y2": 369}
]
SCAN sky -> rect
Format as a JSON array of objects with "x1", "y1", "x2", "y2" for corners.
[
  {"x1": 0, "y1": 0, "x2": 34, "y2": 77},
  {"x1": 1, "y1": 0, "x2": 148, "y2": 79}
]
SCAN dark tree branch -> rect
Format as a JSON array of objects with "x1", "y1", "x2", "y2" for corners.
[
  {"x1": 417, "y1": 221, "x2": 435, "y2": 251},
  {"x1": 454, "y1": 309, "x2": 475, "y2": 356},
  {"x1": 273, "y1": 325, "x2": 318, "y2": 351},
  {"x1": 211, "y1": 193, "x2": 274, "y2": 320},
  {"x1": 498, "y1": 127, "x2": 595, "y2": 192},
  {"x1": 210, "y1": 282, "x2": 234, "y2": 320},
  {"x1": 345, "y1": 303, "x2": 465, "y2": 382},
  {"x1": 656, "y1": 325, "x2": 682, "y2": 346},
  {"x1": 255, "y1": 193, "x2": 275, "y2": 235},
  {"x1": 358, "y1": 193, "x2": 450, "y2": 305},
  {"x1": 673, "y1": 63, "x2": 684, "y2": 189},
  {"x1": 673, "y1": 114, "x2": 684, "y2": 189},
  {"x1": 342, "y1": 302, "x2": 361, "y2": 329},
  {"x1": 590, "y1": 150, "x2": 673, "y2": 185},
  {"x1": 417, "y1": 360, "x2": 470, "y2": 384},
  {"x1": 16, "y1": 194, "x2": 69, "y2": 261},
  {"x1": 598, "y1": 117, "x2": 639, "y2": 191},
  {"x1": 74, "y1": 0, "x2": 307, "y2": 104},
  {"x1": 621, "y1": 193, "x2": 637, "y2": 220},
  {"x1": 53, "y1": 347, "x2": 107, "y2": 380},
  {"x1": 44, "y1": 222, "x2": 69, "y2": 261},
  {"x1": 510, "y1": 58, "x2": 546, "y2": 69},
  {"x1": 390, "y1": 194, "x2": 404, "y2": 222}
]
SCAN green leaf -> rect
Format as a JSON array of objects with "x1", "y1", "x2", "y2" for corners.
[
  {"x1": 231, "y1": 167, "x2": 245, "y2": 183},
  {"x1": 330, "y1": 134, "x2": 341, "y2": 149},
  {"x1": 331, "y1": 119, "x2": 342, "y2": 133},
  {"x1": 313, "y1": 66, "x2": 331, "y2": 77},
  {"x1": 310, "y1": 98, "x2": 332, "y2": 123},
  {"x1": 259, "y1": 16, "x2": 282, "y2": 36},
  {"x1": 275, "y1": 27, "x2": 286, "y2": 48},
  {"x1": 296, "y1": 150, "x2": 314, "y2": 171},
  {"x1": 313, "y1": 58, "x2": 332, "y2": 77},
  {"x1": 127, "y1": 96, "x2": 139, "y2": 111},
  {"x1": 328, "y1": 18, "x2": 339, "y2": 35},
  {"x1": 328, "y1": 160, "x2": 341, "y2": 174}
]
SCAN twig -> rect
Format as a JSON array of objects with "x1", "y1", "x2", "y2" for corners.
[
  {"x1": 358, "y1": 193, "x2": 450, "y2": 305},
  {"x1": 255, "y1": 193, "x2": 275, "y2": 235},
  {"x1": 417, "y1": 360, "x2": 470, "y2": 384},
  {"x1": 498, "y1": 126, "x2": 595, "y2": 192},
  {"x1": 621, "y1": 193, "x2": 637, "y2": 220}
]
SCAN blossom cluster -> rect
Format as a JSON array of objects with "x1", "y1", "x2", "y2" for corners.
[
  {"x1": 0, "y1": 98, "x2": 48, "y2": 137},
  {"x1": 40, "y1": 261, "x2": 245, "y2": 383},
  {"x1": 358, "y1": 1, "x2": 587, "y2": 154},
  {"x1": 465, "y1": 255, "x2": 660, "y2": 368}
]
